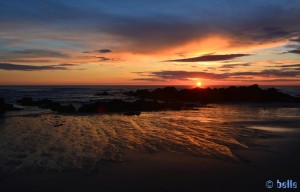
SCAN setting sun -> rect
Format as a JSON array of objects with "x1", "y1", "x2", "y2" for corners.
[{"x1": 197, "y1": 81, "x2": 202, "y2": 87}]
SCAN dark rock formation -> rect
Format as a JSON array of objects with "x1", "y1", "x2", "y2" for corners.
[
  {"x1": 78, "y1": 99, "x2": 192, "y2": 114},
  {"x1": 11, "y1": 85, "x2": 298, "y2": 115},
  {"x1": 126, "y1": 84, "x2": 296, "y2": 103},
  {"x1": 16, "y1": 97, "x2": 33, "y2": 106},
  {"x1": 0, "y1": 97, "x2": 5, "y2": 113},
  {"x1": 123, "y1": 111, "x2": 141, "y2": 116},
  {"x1": 50, "y1": 103, "x2": 76, "y2": 113},
  {"x1": 95, "y1": 91, "x2": 109, "y2": 96},
  {"x1": 17, "y1": 97, "x2": 76, "y2": 113},
  {"x1": 0, "y1": 97, "x2": 20, "y2": 113}
]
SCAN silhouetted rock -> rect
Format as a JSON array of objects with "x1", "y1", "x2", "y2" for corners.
[
  {"x1": 123, "y1": 111, "x2": 141, "y2": 116},
  {"x1": 35, "y1": 99, "x2": 57, "y2": 108},
  {"x1": 11, "y1": 84, "x2": 298, "y2": 115},
  {"x1": 17, "y1": 97, "x2": 75, "y2": 113},
  {"x1": 0, "y1": 97, "x2": 5, "y2": 113},
  {"x1": 127, "y1": 84, "x2": 297, "y2": 103},
  {"x1": 78, "y1": 99, "x2": 191, "y2": 114},
  {"x1": 51, "y1": 104, "x2": 76, "y2": 113},
  {"x1": 95, "y1": 91, "x2": 109, "y2": 96},
  {"x1": 0, "y1": 97, "x2": 4, "y2": 105},
  {"x1": 17, "y1": 97, "x2": 33, "y2": 106},
  {"x1": 0, "y1": 97, "x2": 20, "y2": 113}
]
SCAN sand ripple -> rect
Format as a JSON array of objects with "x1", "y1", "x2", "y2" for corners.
[{"x1": 0, "y1": 107, "x2": 281, "y2": 176}]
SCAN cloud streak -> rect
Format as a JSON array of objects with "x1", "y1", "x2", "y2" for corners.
[
  {"x1": 83, "y1": 49, "x2": 112, "y2": 54},
  {"x1": 0, "y1": 49, "x2": 69, "y2": 63},
  {"x1": 0, "y1": 63, "x2": 76, "y2": 71},
  {"x1": 287, "y1": 49, "x2": 300, "y2": 54},
  {"x1": 134, "y1": 69, "x2": 300, "y2": 81},
  {"x1": 165, "y1": 54, "x2": 250, "y2": 62},
  {"x1": 219, "y1": 63, "x2": 251, "y2": 68},
  {"x1": 98, "y1": 49, "x2": 112, "y2": 53},
  {"x1": 273, "y1": 64, "x2": 300, "y2": 68}
]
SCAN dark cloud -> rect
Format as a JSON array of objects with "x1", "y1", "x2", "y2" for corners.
[
  {"x1": 227, "y1": 70, "x2": 299, "y2": 78},
  {"x1": 259, "y1": 27, "x2": 291, "y2": 41},
  {"x1": 148, "y1": 71, "x2": 227, "y2": 80},
  {"x1": 133, "y1": 78, "x2": 165, "y2": 82},
  {"x1": 219, "y1": 63, "x2": 251, "y2": 68},
  {"x1": 0, "y1": 63, "x2": 75, "y2": 71},
  {"x1": 104, "y1": 2, "x2": 300, "y2": 52},
  {"x1": 97, "y1": 57, "x2": 111, "y2": 61},
  {"x1": 287, "y1": 49, "x2": 300, "y2": 54},
  {"x1": 83, "y1": 49, "x2": 112, "y2": 54},
  {"x1": 1, "y1": 1, "x2": 300, "y2": 53},
  {"x1": 165, "y1": 54, "x2": 250, "y2": 62},
  {"x1": 134, "y1": 69, "x2": 299, "y2": 81},
  {"x1": 238, "y1": 78, "x2": 300, "y2": 82},
  {"x1": 285, "y1": 36, "x2": 300, "y2": 54},
  {"x1": 0, "y1": 59, "x2": 55, "y2": 63},
  {"x1": 291, "y1": 37, "x2": 300, "y2": 42},
  {"x1": 96, "y1": 56, "x2": 123, "y2": 62},
  {"x1": 274, "y1": 64, "x2": 300, "y2": 68},
  {"x1": 98, "y1": 49, "x2": 112, "y2": 53},
  {"x1": 0, "y1": 49, "x2": 69, "y2": 62},
  {"x1": 56, "y1": 63, "x2": 78, "y2": 66},
  {"x1": 10, "y1": 49, "x2": 67, "y2": 58}
]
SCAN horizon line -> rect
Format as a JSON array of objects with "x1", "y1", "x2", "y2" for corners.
[{"x1": 0, "y1": 84, "x2": 299, "y2": 87}]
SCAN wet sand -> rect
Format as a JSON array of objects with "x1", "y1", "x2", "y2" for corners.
[
  {"x1": 0, "y1": 104, "x2": 299, "y2": 191},
  {"x1": 1, "y1": 137, "x2": 300, "y2": 192}
]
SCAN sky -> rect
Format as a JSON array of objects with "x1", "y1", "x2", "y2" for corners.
[{"x1": 0, "y1": 0, "x2": 300, "y2": 85}]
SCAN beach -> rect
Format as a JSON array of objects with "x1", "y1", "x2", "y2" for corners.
[
  {"x1": 0, "y1": 102, "x2": 299, "y2": 191},
  {"x1": 1, "y1": 0, "x2": 300, "y2": 190}
]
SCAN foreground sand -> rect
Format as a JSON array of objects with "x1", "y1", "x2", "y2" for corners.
[{"x1": 0, "y1": 104, "x2": 299, "y2": 191}]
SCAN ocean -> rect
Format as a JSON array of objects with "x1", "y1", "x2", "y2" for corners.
[{"x1": 0, "y1": 85, "x2": 299, "y2": 105}]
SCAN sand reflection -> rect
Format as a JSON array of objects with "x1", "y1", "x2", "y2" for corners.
[{"x1": 0, "y1": 104, "x2": 298, "y2": 176}]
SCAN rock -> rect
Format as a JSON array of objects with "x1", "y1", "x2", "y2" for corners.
[
  {"x1": 78, "y1": 103, "x2": 99, "y2": 113},
  {"x1": 96, "y1": 91, "x2": 109, "y2": 96},
  {"x1": 0, "y1": 97, "x2": 5, "y2": 113},
  {"x1": 123, "y1": 111, "x2": 141, "y2": 116},
  {"x1": 128, "y1": 84, "x2": 296, "y2": 103},
  {"x1": 17, "y1": 97, "x2": 77, "y2": 113},
  {"x1": 17, "y1": 97, "x2": 33, "y2": 106},
  {"x1": 0, "y1": 97, "x2": 21, "y2": 113},
  {"x1": 78, "y1": 99, "x2": 188, "y2": 114},
  {"x1": 51, "y1": 104, "x2": 76, "y2": 113},
  {"x1": 35, "y1": 99, "x2": 57, "y2": 108},
  {"x1": 0, "y1": 97, "x2": 4, "y2": 105}
]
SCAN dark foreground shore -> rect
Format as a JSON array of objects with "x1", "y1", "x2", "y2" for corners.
[
  {"x1": 0, "y1": 103, "x2": 299, "y2": 192},
  {"x1": 0, "y1": 136, "x2": 300, "y2": 192}
]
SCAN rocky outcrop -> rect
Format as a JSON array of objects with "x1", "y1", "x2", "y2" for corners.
[
  {"x1": 17, "y1": 97, "x2": 76, "y2": 113},
  {"x1": 78, "y1": 99, "x2": 192, "y2": 114},
  {"x1": 0, "y1": 97, "x2": 20, "y2": 113},
  {"x1": 126, "y1": 84, "x2": 296, "y2": 103}
]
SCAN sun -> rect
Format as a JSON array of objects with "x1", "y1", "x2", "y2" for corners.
[{"x1": 196, "y1": 81, "x2": 202, "y2": 87}]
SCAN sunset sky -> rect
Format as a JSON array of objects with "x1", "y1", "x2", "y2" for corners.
[{"x1": 0, "y1": 0, "x2": 300, "y2": 85}]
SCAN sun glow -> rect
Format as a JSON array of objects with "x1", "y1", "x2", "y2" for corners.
[{"x1": 196, "y1": 81, "x2": 202, "y2": 87}]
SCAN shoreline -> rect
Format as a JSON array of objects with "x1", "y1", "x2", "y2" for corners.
[
  {"x1": 1, "y1": 85, "x2": 299, "y2": 115},
  {"x1": 1, "y1": 135, "x2": 299, "y2": 192},
  {"x1": 0, "y1": 103, "x2": 299, "y2": 191}
]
